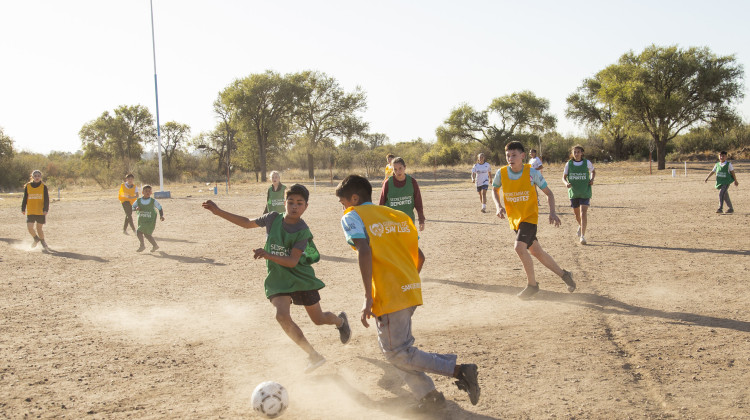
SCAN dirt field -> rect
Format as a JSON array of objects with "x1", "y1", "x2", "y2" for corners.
[{"x1": 2, "y1": 162, "x2": 749, "y2": 419}]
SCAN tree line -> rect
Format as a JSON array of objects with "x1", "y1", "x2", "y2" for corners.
[{"x1": 1, "y1": 45, "x2": 746, "y2": 190}]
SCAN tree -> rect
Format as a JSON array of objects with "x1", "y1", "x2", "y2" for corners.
[
  {"x1": 438, "y1": 91, "x2": 556, "y2": 161},
  {"x1": 80, "y1": 105, "x2": 154, "y2": 170},
  {"x1": 597, "y1": 45, "x2": 745, "y2": 170},
  {"x1": 0, "y1": 126, "x2": 14, "y2": 162},
  {"x1": 158, "y1": 121, "x2": 190, "y2": 170},
  {"x1": 293, "y1": 71, "x2": 368, "y2": 179},
  {"x1": 566, "y1": 76, "x2": 630, "y2": 160},
  {"x1": 219, "y1": 71, "x2": 297, "y2": 182}
]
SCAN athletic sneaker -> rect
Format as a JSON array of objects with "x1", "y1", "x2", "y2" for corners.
[
  {"x1": 40, "y1": 240, "x2": 49, "y2": 250},
  {"x1": 454, "y1": 364, "x2": 480, "y2": 405},
  {"x1": 123, "y1": 230, "x2": 129, "y2": 235},
  {"x1": 576, "y1": 226, "x2": 581, "y2": 238},
  {"x1": 562, "y1": 270, "x2": 576, "y2": 292},
  {"x1": 716, "y1": 208, "x2": 723, "y2": 214},
  {"x1": 150, "y1": 245, "x2": 159, "y2": 252},
  {"x1": 31, "y1": 236, "x2": 40, "y2": 248},
  {"x1": 410, "y1": 390, "x2": 446, "y2": 413},
  {"x1": 480, "y1": 207, "x2": 486, "y2": 213},
  {"x1": 726, "y1": 208, "x2": 734, "y2": 214},
  {"x1": 136, "y1": 245, "x2": 146, "y2": 252},
  {"x1": 517, "y1": 284, "x2": 539, "y2": 300},
  {"x1": 304, "y1": 352, "x2": 326, "y2": 374},
  {"x1": 337, "y1": 312, "x2": 351, "y2": 344},
  {"x1": 579, "y1": 235, "x2": 587, "y2": 245}
]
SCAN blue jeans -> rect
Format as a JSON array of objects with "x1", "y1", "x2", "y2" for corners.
[
  {"x1": 375, "y1": 306, "x2": 457, "y2": 399},
  {"x1": 719, "y1": 184, "x2": 733, "y2": 210}
]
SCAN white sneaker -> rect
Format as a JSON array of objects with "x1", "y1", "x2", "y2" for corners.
[
  {"x1": 580, "y1": 235, "x2": 587, "y2": 245},
  {"x1": 576, "y1": 226, "x2": 581, "y2": 238}
]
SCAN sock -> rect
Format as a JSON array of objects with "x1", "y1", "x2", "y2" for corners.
[{"x1": 482, "y1": 203, "x2": 486, "y2": 209}]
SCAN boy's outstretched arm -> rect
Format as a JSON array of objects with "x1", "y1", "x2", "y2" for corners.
[
  {"x1": 351, "y1": 238, "x2": 375, "y2": 328},
  {"x1": 202, "y1": 200, "x2": 258, "y2": 228},
  {"x1": 705, "y1": 169, "x2": 716, "y2": 182},
  {"x1": 540, "y1": 186, "x2": 561, "y2": 226},
  {"x1": 253, "y1": 247, "x2": 301, "y2": 268},
  {"x1": 492, "y1": 187, "x2": 506, "y2": 219},
  {"x1": 730, "y1": 170, "x2": 739, "y2": 186}
]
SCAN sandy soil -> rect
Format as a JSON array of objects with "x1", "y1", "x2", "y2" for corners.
[{"x1": 1, "y1": 162, "x2": 749, "y2": 419}]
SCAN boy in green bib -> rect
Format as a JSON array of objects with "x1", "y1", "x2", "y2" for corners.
[
  {"x1": 132, "y1": 185, "x2": 165, "y2": 252},
  {"x1": 562, "y1": 145, "x2": 596, "y2": 244},
  {"x1": 263, "y1": 170, "x2": 286, "y2": 214},
  {"x1": 202, "y1": 184, "x2": 351, "y2": 373},
  {"x1": 704, "y1": 151, "x2": 739, "y2": 214}
]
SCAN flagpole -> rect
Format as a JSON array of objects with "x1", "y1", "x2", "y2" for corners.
[{"x1": 150, "y1": 0, "x2": 169, "y2": 197}]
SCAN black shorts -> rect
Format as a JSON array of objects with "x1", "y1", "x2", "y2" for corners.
[
  {"x1": 268, "y1": 289, "x2": 321, "y2": 306},
  {"x1": 26, "y1": 215, "x2": 46, "y2": 224},
  {"x1": 514, "y1": 222, "x2": 538, "y2": 249},
  {"x1": 476, "y1": 184, "x2": 489, "y2": 192}
]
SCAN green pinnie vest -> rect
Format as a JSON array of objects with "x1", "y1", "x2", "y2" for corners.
[
  {"x1": 263, "y1": 213, "x2": 324, "y2": 298},
  {"x1": 267, "y1": 184, "x2": 287, "y2": 213},
  {"x1": 714, "y1": 162, "x2": 733, "y2": 189},
  {"x1": 566, "y1": 159, "x2": 592, "y2": 199},
  {"x1": 386, "y1": 175, "x2": 416, "y2": 221},
  {"x1": 135, "y1": 198, "x2": 158, "y2": 235}
]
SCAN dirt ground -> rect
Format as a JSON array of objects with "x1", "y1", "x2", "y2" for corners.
[{"x1": 1, "y1": 161, "x2": 749, "y2": 419}]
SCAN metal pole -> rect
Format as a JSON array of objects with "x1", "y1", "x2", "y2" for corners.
[{"x1": 150, "y1": 0, "x2": 165, "y2": 192}]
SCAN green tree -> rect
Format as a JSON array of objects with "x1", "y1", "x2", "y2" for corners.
[
  {"x1": 597, "y1": 45, "x2": 745, "y2": 170},
  {"x1": 219, "y1": 71, "x2": 297, "y2": 182},
  {"x1": 293, "y1": 71, "x2": 368, "y2": 179},
  {"x1": 438, "y1": 91, "x2": 556, "y2": 161},
  {"x1": 158, "y1": 121, "x2": 190, "y2": 171},
  {"x1": 0, "y1": 127, "x2": 16, "y2": 188},
  {"x1": 566, "y1": 75, "x2": 630, "y2": 160}
]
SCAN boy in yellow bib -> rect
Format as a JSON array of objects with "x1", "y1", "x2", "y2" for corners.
[
  {"x1": 336, "y1": 175, "x2": 480, "y2": 411},
  {"x1": 118, "y1": 173, "x2": 139, "y2": 234},
  {"x1": 492, "y1": 141, "x2": 576, "y2": 300},
  {"x1": 21, "y1": 169, "x2": 50, "y2": 250}
]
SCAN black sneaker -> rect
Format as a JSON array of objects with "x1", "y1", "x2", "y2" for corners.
[
  {"x1": 726, "y1": 208, "x2": 734, "y2": 214},
  {"x1": 150, "y1": 245, "x2": 160, "y2": 252},
  {"x1": 561, "y1": 270, "x2": 576, "y2": 292},
  {"x1": 136, "y1": 245, "x2": 146, "y2": 252},
  {"x1": 40, "y1": 240, "x2": 49, "y2": 250},
  {"x1": 31, "y1": 236, "x2": 40, "y2": 249},
  {"x1": 517, "y1": 284, "x2": 539, "y2": 300},
  {"x1": 716, "y1": 208, "x2": 723, "y2": 214},
  {"x1": 454, "y1": 364, "x2": 480, "y2": 405},
  {"x1": 336, "y1": 312, "x2": 351, "y2": 344},
  {"x1": 410, "y1": 390, "x2": 446, "y2": 413}
]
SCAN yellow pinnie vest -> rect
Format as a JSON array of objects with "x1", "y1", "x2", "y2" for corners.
[
  {"x1": 344, "y1": 205, "x2": 422, "y2": 316},
  {"x1": 500, "y1": 164, "x2": 538, "y2": 230},
  {"x1": 25, "y1": 182, "x2": 45, "y2": 215},
  {"x1": 119, "y1": 183, "x2": 137, "y2": 204}
]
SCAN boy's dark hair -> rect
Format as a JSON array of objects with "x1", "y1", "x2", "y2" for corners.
[
  {"x1": 530, "y1": 149, "x2": 537, "y2": 153},
  {"x1": 125, "y1": 173, "x2": 135, "y2": 179},
  {"x1": 142, "y1": 184, "x2": 152, "y2": 191},
  {"x1": 505, "y1": 141, "x2": 525, "y2": 152},
  {"x1": 392, "y1": 157, "x2": 406, "y2": 167},
  {"x1": 386, "y1": 153, "x2": 395, "y2": 160},
  {"x1": 719, "y1": 151, "x2": 727, "y2": 155},
  {"x1": 286, "y1": 184, "x2": 309, "y2": 202},
  {"x1": 335, "y1": 175, "x2": 372, "y2": 202}
]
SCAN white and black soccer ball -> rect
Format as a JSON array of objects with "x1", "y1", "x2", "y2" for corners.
[{"x1": 251, "y1": 381, "x2": 289, "y2": 418}]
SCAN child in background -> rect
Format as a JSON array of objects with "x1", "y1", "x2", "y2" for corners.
[
  {"x1": 264, "y1": 171, "x2": 286, "y2": 214},
  {"x1": 492, "y1": 141, "x2": 576, "y2": 300},
  {"x1": 529, "y1": 149, "x2": 543, "y2": 205},
  {"x1": 471, "y1": 153, "x2": 492, "y2": 213},
  {"x1": 202, "y1": 184, "x2": 350, "y2": 373},
  {"x1": 562, "y1": 145, "x2": 595, "y2": 244},
  {"x1": 704, "y1": 151, "x2": 739, "y2": 214},
  {"x1": 337, "y1": 175, "x2": 480, "y2": 411},
  {"x1": 21, "y1": 169, "x2": 50, "y2": 251},
  {"x1": 384, "y1": 153, "x2": 395, "y2": 181},
  {"x1": 118, "y1": 173, "x2": 139, "y2": 234},
  {"x1": 133, "y1": 185, "x2": 164, "y2": 252}
]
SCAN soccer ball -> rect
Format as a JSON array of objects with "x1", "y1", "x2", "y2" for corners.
[{"x1": 251, "y1": 381, "x2": 289, "y2": 418}]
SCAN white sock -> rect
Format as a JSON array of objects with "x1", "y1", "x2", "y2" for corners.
[{"x1": 482, "y1": 203, "x2": 486, "y2": 209}]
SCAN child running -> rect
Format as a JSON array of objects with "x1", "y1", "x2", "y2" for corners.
[
  {"x1": 378, "y1": 157, "x2": 426, "y2": 271},
  {"x1": 562, "y1": 145, "x2": 596, "y2": 244},
  {"x1": 132, "y1": 185, "x2": 164, "y2": 252},
  {"x1": 492, "y1": 141, "x2": 576, "y2": 300},
  {"x1": 471, "y1": 153, "x2": 492, "y2": 213},
  {"x1": 336, "y1": 175, "x2": 480, "y2": 411},
  {"x1": 118, "y1": 173, "x2": 139, "y2": 234},
  {"x1": 202, "y1": 184, "x2": 350, "y2": 373},
  {"x1": 704, "y1": 151, "x2": 739, "y2": 214},
  {"x1": 263, "y1": 170, "x2": 286, "y2": 214},
  {"x1": 21, "y1": 169, "x2": 50, "y2": 251},
  {"x1": 529, "y1": 149, "x2": 543, "y2": 205}
]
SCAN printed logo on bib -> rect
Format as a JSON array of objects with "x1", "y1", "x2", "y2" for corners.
[
  {"x1": 269, "y1": 243, "x2": 290, "y2": 256},
  {"x1": 568, "y1": 173, "x2": 588, "y2": 180},
  {"x1": 717, "y1": 172, "x2": 727, "y2": 178},
  {"x1": 139, "y1": 212, "x2": 153, "y2": 218},
  {"x1": 401, "y1": 283, "x2": 421, "y2": 293},
  {"x1": 28, "y1": 194, "x2": 43, "y2": 200},
  {"x1": 504, "y1": 191, "x2": 531, "y2": 203},
  {"x1": 368, "y1": 221, "x2": 411, "y2": 238},
  {"x1": 271, "y1": 198, "x2": 285, "y2": 206},
  {"x1": 388, "y1": 196, "x2": 413, "y2": 206}
]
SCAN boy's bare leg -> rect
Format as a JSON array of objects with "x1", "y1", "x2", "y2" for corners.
[
  {"x1": 271, "y1": 296, "x2": 316, "y2": 356},
  {"x1": 580, "y1": 205, "x2": 589, "y2": 237},
  {"x1": 573, "y1": 207, "x2": 582, "y2": 231},
  {"x1": 26, "y1": 222, "x2": 37, "y2": 238},
  {"x1": 528, "y1": 241, "x2": 564, "y2": 277},
  {"x1": 35, "y1": 224, "x2": 45, "y2": 240},
  {"x1": 304, "y1": 302, "x2": 343, "y2": 327},
  {"x1": 514, "y1": 241, "x2": 537, "y2": 286}
]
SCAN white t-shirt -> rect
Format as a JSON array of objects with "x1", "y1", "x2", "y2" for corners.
[
  {"x1": 472, "y1": 162, "x2": 492, "y2": 186},
  {"x1": 563, "y1": 159, "x2": 595, "y2": 175},
  {"x1": 529, "y1": 156, "x2": 543, "y2": 170}
]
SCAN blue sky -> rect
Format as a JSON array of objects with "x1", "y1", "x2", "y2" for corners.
[{"x1": 1, "y1": 0, "x2": 748, "y2": 154}]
